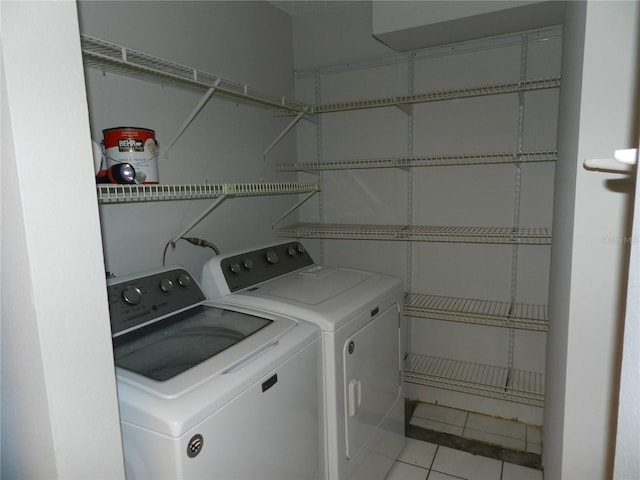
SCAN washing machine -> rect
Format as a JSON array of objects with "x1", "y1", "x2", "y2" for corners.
[
  {"x1": 201, "y1": 241, "x2": 405, "y2": 480},
  {"x1": 107, "y1": 266, "x2": 324, "y2": 479}
]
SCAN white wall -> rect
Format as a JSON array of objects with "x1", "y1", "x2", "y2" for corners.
[
  {"x1": 292, "y1": 1, "x2": 393, "y2": 71},
  {"x1": 545, "y1": 1, "x2": 639, "y2": 478},
  {"x1": 1, "y1": 1, "x2": 124, "y2": 477},
  {"x1": 77, "y1": 1, "x2": 297, "y2": 280}
]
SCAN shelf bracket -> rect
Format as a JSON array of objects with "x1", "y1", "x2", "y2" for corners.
[
  {"x1": 301, "y1": 113, "x2": 319, "y2": 125},
  {"x1": 394, "y1": 103, "x2": 412, "y2": 116},
  {"x1": 270, "y1": 189, "x2": 319, "y2": 228},
  {"x1": 165, "y1": 79, "x2": 222, "y2": 158},
  {"x1": 263, "y1": 106, "x2": 310, "y2": 159},
  {"x1": 300, "y1": 169, "x2": 321, "y2": 176},
  {"x1": 170, "y1": 193, "x2": 227, "y2": 244}
]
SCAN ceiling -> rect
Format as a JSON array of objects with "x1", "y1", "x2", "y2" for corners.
[{"x1": 269, "y1": 1, "x2": 361, "y2": 16}]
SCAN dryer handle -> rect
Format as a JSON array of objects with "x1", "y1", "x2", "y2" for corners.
[
  {"x1": 223, "y1": 341, "x2": 279, "y2": 374},
  {"x1": 348, "y1": 378, "x2": 362, "y2": 417}
]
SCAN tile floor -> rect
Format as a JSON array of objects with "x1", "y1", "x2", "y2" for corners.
[
  {"x1": 385, "y1": 438, "x2": 543, "y2": 480},
  {"x1": 384, "y1": 402, "x2": 543, "y2": 480},
  {"x1": 409, "y1": 403, "x2": 542, "y2": 456}
]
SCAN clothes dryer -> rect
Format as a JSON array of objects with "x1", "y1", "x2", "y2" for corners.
[{"x1": 202, "y1": 241, "x2": 405, "y2": 480}]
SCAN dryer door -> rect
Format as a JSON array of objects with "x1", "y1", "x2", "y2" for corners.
[{"x1": 343, "y1": 303, "x2": 402, "y2": 460}]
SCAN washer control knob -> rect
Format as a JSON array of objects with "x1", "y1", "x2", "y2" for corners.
[
  {"x1": 177, "y1": 273, "x2": 192, "y2": 287},
  {"x1": 159, "y1": 278, "x2": 174, "y2": 293},
  {"x1": 122, "y1": 286, "x2": 143, "y2": 305},
  {"x1": 243, "y1": 258, "x2": 254, "y2": 270},
  {"x1": 266, "y1": 250, "x2": 279, "y2": 264},
  {"x1": 229, "y1": 262, "x2": 241, "y2": 274},
  {"x1": 287, "y1": 246, "x2": 297, "y2": 257},
  {"x1": 297, "y1": 244, "x2": 305, "y2": 254}
]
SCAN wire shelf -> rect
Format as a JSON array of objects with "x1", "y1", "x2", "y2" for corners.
[
  {"x1": 277, "y1": 151, "x2": 557, "y2": 171},
  {"x1": 82, "y1": 35, "x2": 559, "y2": 117},
  {"x1": 404, "y1": 293, "x2": 549, "y2": 331},
  {"x1": 277, "y1": 223, "x2": 552, "y2": 245},
  {"x1": 404, "y1": 352, "x2": 544, "y2": 407},
  {"x1": 98, "y1": 182, "x2": 320, "y2": 204},
  {"x1": 81, "y1": 35, "x2": 310, "y2": 113},
  {"x1": 228, "y1": 182, "x2": 321, "y2": 196},
  {"x1": 312, "y1": 77, "x2": 561, "y2": 113}
]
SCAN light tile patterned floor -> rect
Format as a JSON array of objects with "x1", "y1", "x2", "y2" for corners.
[
  {"x1": 385, "y1": 438, "x2": 543, "y2": 480},
  {"x1": 384, "y1": 402, "x2": 544, "y2": 479},
  {"x1": 410, "y1": 403, "x2": 542, "y2": 455}
]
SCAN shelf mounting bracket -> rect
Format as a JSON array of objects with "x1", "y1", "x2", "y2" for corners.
[
  {"x1": 165, "y1": 78, "x2": 222, "y2": 158},
  {"x1": 170, "y1": 193, "x2": 228, "y2": 244},
  {"x1": 263, "y1": 106, "x2": 310, "y2": 159},
  {"x1": 270, "y1": 189, "x2": 319, "y2": 228},
  {"x1": 394, "y1": 103, "x2": 412, "y2": 116}
]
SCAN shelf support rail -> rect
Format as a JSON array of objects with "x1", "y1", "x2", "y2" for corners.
[
  {"x1": 165, "y1": 79, "x2": 222, "y2": 157},
  {"x1": 270, "y1": 189, "x2": 319, "y2": 228},
  {"x1": 263, "y1": 106, "x2": 310, "y2": 159}
]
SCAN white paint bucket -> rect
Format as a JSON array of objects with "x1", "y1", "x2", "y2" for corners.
[{"x1": 102, "y1": 127, "x2": 159, "y2": 184}]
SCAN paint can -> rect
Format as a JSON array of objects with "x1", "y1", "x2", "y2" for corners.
[{"x1": 102, "y1": 127, "x2": 159, "y2": 184}]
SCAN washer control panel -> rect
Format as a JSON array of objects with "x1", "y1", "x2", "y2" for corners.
[
  {"x1": 221, "y1": 241, "x2": 313, "y2": 292},
  {"x1": 107, "y1": 267, "x2": 206, "y2": 335}
]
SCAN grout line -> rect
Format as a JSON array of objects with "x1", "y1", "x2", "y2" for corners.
[
  {"x1": 429, "y1": 444, "x2": 438, "y2": 472},
  {"x1": 461, "y1": 410, "x2": 470, "y2": 438}
]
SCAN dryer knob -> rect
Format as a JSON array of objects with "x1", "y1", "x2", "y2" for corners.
[
  {"x1": 229, "y1": 262, "x2": 241, "y2": 274},
  {"x1": 266, "y1": 250, "x2": 279, "y2": 264},
  {"x1": 243, "y1": 258, "x2": 254, "y2": 270},
  {"x1": 287, "y1": 246, "x2": 296, "y2": 256}
]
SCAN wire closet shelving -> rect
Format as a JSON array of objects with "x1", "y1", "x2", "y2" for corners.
[
  {"x1": 280, "y1": 29, "x2": 560, "y2": 410},
  {"x1": 83, "y1": 31, "x2": 557, "y2": 410},
  {"x1": 277, "y1": 223, "x2": 552, "y2": 245},
  {"x1": 405, "y1": 353, "x2": 544, "y2": 407},
  {"x1": 81, "y1": 35, "x2": 310, "y2": 113},
  {"x1": 97, "y1": 183, "x2": 320, "y2": 204},
  {"x1": 277, "y1": 151, "x2": 558, "y2": 171},
  {"x1": 403, "y1": 293, "x2": 549, "y2": 331}
]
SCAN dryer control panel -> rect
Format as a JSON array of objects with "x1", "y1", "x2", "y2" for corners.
[{"x1": 220, "y1": 241, "x2": 314, "y2": 292}]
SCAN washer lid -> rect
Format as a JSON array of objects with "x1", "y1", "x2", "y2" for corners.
[
  {"x1": 113, "y1": 301, "x2": 320, "y2": 437},
  {"x1": 113, "y1": 304, "x2": 271, "y2": 381}
]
